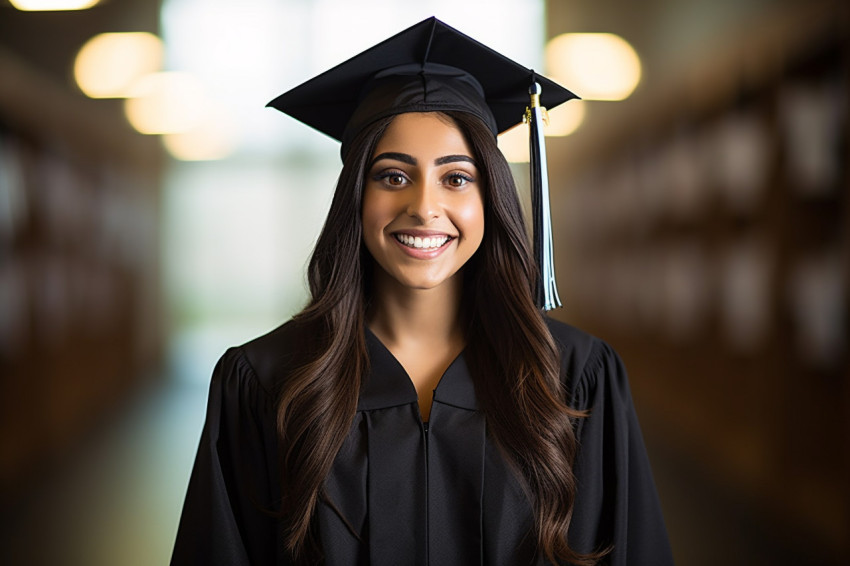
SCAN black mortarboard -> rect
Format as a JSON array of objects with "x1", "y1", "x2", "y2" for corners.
[
  {"x1": 268, "y1": 16, "x2": 574, "y2": 310},
  {"x1": 267, "y1": 17, "x2": 576, "y2": 158}
]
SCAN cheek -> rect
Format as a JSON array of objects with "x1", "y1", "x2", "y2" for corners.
[{"x1": 457, "y1": 194, "x2": 485, "y2": 243}]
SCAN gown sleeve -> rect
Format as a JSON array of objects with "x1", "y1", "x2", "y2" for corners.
[
  {"x1": 171, "y1": 347, "x2": 284, "y2": 566},
  {"x1": 568, "y1": 339, "x2": 675, "y2": 565}
]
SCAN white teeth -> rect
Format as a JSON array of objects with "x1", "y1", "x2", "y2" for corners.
[{"x1": 395, "y1": 234, "x2": 450, "y2": 249}]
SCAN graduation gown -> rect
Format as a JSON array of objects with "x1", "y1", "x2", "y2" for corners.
[{"x1": 171, "y1": 318, "x2": 673, "y2": 565}]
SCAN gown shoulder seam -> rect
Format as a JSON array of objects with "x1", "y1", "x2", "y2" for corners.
[
  {"x1": 226, "y1": 346, "x2": 276, "y2": 400},
  {"x1": 570, "y1": 337, "x2": 618, "y2": 409}
]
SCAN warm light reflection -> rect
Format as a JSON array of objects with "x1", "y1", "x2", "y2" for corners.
[
  {"x1": 497, "y1": 100, "x2": 585, "y2": 163},
  {"x1": 75, "y1": 33, "x2": 164, "y2": 99},
  {"x1": 498, "y1": 123, "x2": 530, "y2": 163},
  {"x1": 546, "y1": 100, "x2": 586, "y2": 136},
  {"x1": 163, "y1": 105, "x2": 238, "y2": 161},
  {"x1": 124, "y1": 72, "x2": 209, "y2": 135},
  {"x1": 546, "y1": 33, "x2": 641, "y2": 101},
  {"x1": 10, "y1": 0, "x2": 99, "y2": 10}
]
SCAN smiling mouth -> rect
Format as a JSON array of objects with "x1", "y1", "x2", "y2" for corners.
[{"x1": 393, "y1": 233, "x2": 453, "y2": 250}]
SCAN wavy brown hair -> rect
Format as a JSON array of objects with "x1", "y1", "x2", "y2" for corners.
[{"x1": 277, "y1": 111, "x2": 602, "y2": 565}]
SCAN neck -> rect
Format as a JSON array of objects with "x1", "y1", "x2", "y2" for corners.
[{"x1": 367, "y1": 268, "x2": 465, "y2": 350}]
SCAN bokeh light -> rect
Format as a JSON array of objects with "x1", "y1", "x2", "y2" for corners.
[
  {"x1": 546, "y1": 99, "x2": 586, "y2": 136},
  {"x1": 546, "y1": 33, "x2": 641, "y2": 101},
  {"x1": 124, "y1": 72, "x2": 210, "y2": 135},
  {"x1": 497, "y1": 100, "x2": 586, "y2": 162},
  {"x1": 10, "y1": 0, "x2": 99, "y2": 10},
  {"x1": 498, "y1": 123, "x2": 530, "y2": 163},
  {"x1": 74, "y1": 32, "x2": 164, "y2": 99},
  {"x1": 162, "y1": 104, "x2": 239, "y2": 161}
]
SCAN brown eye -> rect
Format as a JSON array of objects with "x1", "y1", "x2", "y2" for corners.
[
  {"x1": 372, "y1": 170, "x2": 409, "y2": 187},
  {"x1": 446, "y1": 173, "x2": 473, "y2": 188}
]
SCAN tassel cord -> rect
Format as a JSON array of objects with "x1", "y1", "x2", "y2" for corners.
[{"x1": 527, "y1": 83, "x2": 562, "y2": 311}]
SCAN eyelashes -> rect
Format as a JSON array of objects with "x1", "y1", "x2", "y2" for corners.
[
  {"x1": 372, "y1": 169, "x2": 408, "y2": 187},
  {"x1": 371, "y1": 169, "x2": 476, "y2": 188},
  {"x1": 446, "y1": 172, "x2": 475, "y2": 187}
]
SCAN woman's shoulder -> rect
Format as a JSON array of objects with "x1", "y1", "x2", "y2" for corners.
[
  {"x1": 544, "y1": 317, "x2": 608, "y2": 372},
  {"x1": 227, "y1": 319, "x2": 308, "y2": 396},
  {"x1": 544, "y1": 317, "x2": 625, "y2": 407}
]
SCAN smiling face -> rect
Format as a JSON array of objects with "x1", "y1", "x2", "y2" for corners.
[{"x1": 362, "y1": 112, "x2": 485, "y2": 293}]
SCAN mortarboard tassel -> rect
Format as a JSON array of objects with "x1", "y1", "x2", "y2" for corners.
[{"x1": 526, "y1": 80, "x2": 562, "y2": 311}]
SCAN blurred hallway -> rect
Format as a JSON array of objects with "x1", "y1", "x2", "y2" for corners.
[
  {"x1": 1, "y1": 1, "x2": 848, "y2": 565},
  {"x1": 0, "y1": 345, "x2": 208, "y2": 566}
]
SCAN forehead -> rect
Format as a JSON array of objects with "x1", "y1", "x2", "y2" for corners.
[{"x1": 373, "y1": 112, "x2": 472, "y2": 156}]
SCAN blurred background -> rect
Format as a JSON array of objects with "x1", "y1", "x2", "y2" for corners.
[{"x1": 0, "y1": 0, "x2": 846, "y2": 564}]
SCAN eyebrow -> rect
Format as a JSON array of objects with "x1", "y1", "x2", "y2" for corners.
[
  {"x1": 370, "y1": 152, "x2": 477, "y2": 168},
  {"x1": 370, "y1": 152, "x2": 417, "y2": 167},
  {"x1": 434, "y1": 154, "x2": 477, "y2": 167}
]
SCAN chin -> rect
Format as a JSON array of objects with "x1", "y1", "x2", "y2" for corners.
[
  {"x1": 396, "y1": 276, "x2": 449, "y2": 290},
  {"x1": 388, "y1": 268, "x2": 461, "y2": 291}
]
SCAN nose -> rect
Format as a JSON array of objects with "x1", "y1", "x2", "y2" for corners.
[{"x1": 405, "y1": 183, "x2": 440, "y2": 221}]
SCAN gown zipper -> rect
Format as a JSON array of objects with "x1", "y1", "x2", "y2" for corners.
[{"x1": 422, "y1": 393, "x2": 433, "y2": 565}]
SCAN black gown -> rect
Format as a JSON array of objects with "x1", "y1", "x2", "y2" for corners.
[{"x1": 171, "y1": 318, "x2": 673, "y2": 565}]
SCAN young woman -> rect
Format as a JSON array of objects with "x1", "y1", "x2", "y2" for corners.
[{"x1": 171, "y1": 18, "x2": 673, "y2": 566}]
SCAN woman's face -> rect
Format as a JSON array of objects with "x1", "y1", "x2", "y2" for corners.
[{"x1": 362, "y1": 112, "x2": 485, "y2": 292}]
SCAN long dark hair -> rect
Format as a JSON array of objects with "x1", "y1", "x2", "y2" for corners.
[{"x1": 277, "y1": 111, "x2": 601, "y2": 565}]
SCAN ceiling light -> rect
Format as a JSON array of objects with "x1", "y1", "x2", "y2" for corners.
[
  {"x1": 124, "y1": 72, "x2": 210, "y2": 135},
  {"x1": 545, "y1": 100, "x2": 586, "y2": 137},
  {"x1": 75, "y1": 32, "x2": 164, "y2": 99},
  {"x1": 162, "y1": 104, "x2": 238, "y2": 161},
  {"x1": 546, "y1": 33, "x2": 641, "y2": 101},
  {"x1": 10, "y1": 0, "x2": 99, "y2": 11},
  {"x1": 498, "y1": 123, "x2": 530, "y2": 163}
]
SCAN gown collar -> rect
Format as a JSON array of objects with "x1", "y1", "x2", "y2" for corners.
[{"x1": 358, "y1": 327, "x2": 478, "y2": 412}]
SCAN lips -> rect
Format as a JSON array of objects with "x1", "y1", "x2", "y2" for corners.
[
  {"x1": 390, "y1": 230, "x2": 456, "y2": 258},
  {"x1": 393, "y1": 233, "x2": 452, "y2": 250}
]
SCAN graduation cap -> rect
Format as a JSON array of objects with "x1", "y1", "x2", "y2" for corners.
[{"x1": 268, "y1": 17, "x2": 576, "y2": 311}]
